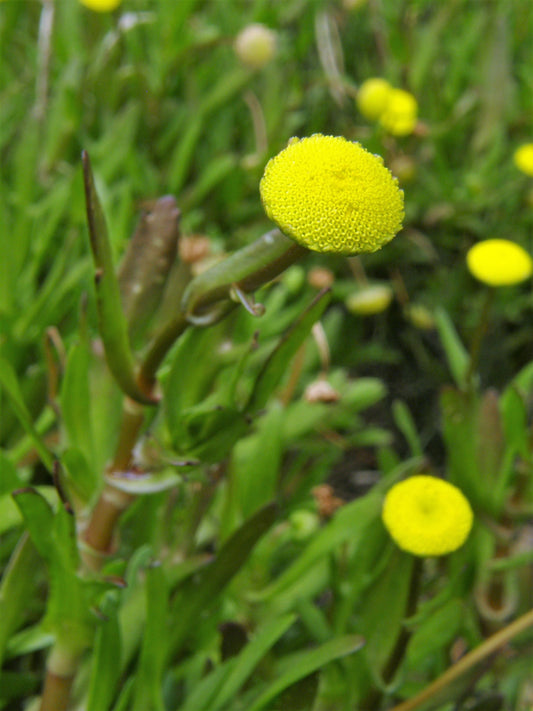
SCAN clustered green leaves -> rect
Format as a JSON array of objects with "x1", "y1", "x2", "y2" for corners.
[{"x1": 1, "y1": 2, "x2": 532, "y2": 711}]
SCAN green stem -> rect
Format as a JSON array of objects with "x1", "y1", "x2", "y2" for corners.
[{"x1": 389, "y1": 607, "x2": 533, "y2": 711}]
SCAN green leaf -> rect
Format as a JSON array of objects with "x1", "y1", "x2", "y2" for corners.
[
  {"x1": 247, "y1": 290, "x2": 331, "y2": 413},
  {"x1": 0, "y1": 357, "x2": 54, "y2": 472},
  {"x1": 0, "y1": 535, "x2": 42, "y2": 668},
  {"x1": 61, "y1": 447, "x2": 97, "y2": 503},
  {"x1": 246, "y1": 635, "x2": 365, "y2": 711},
  {"x1": 229, "y1": 402, "x2": 283, "y2": 521},
  {"x1": 406, "y1": 598, "x2": 464, "y2": 667},
  {"x1": 169, "y1": 502, "x2": 277, "y2": 655},
  {"x1": 13, "y1": 489, "x2": 93, "y2": 652},
  {"x1": 61, "y1": 340, "x2": 95, "y2": 477},
  {"x1": 86, "y1": 596, "x2": 122, "y2": 711},
  {"x1": 358, "y1": 548, "x2": 414, "y2": 677},
  {"x1": 0, "y1": 450, "x2": 22, "y2": 495},
  {"x1": 179, "y1": 614, "x2": 296, "y2": 711},
  {"x1": 132, "y1": 563, "x2": 168, "y2": 711},
  {"x1": 82, "y1": 151, "x2": 155, "y2": 405},
  {"x1": 253, "y1": 490, "x2": 382, "y2": 601},
  {"x1": 392, "y1": 400, "x2": 423, "y2": 457},
  {"x1": 434, "y1": 307, "x2": 470, "y2": 389}
]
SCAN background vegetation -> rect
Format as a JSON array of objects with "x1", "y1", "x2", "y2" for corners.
[{"x1": 0, "y1": 1, "x2": 532, "y2": 710}]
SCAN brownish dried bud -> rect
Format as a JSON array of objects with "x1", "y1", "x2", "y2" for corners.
[
  {"x1": 179, "y1": 235, "x2": 212, "y2": 265},
  {"x1": 312, "y1": 484, "x2": 344, "y2": 518},
  {"x1": 307, "y1": 267, "x2": 335, "y2": 290},
  {"x1": 304, "y1": 378, "x2": 340, "y2": 403}
]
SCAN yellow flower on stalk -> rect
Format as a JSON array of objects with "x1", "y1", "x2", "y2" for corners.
[
  {"x1": 513, "y1": 143, "x2": 533, "y2": 177},
  {"x1": 466, "y1": 239, "x2": 533, "y2": 287},
  {"x1": 356, "y1": 78, "x2": 393, "y2": 121},
  {"x1": 260, "y1": 135, "x2": 404, "y2": 255},
  {"x1": 382, "y1": 475, "x2": 473, "y2": 557},
  {"x1": 79, "y1": 0, "x2": 122, "y2": 11},
  {"x1": 379, "y1": 88, "x2": 418, "y2": 136}
]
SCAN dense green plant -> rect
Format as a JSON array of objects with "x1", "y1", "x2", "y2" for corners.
[{"x1": 1, "y1": 2, "x2": 532, "y2": 710}]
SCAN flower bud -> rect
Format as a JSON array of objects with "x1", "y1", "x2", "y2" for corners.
[
  {"x1": 304, "y1": 378, "x2": 340, "y2": 403},
  {"x1": 234, "y1": 24, "x2": 277, "y2": 70},
  {"x1": 307, "y1": 266, "x2": 335, "y2": 290},
  {"x1": 345, "y1": 284, "x2": 393, "y2": 315},
  {"x1": 379, "y1": 88, "x2": 418, "y2": 136},
  {"x1": 356, "y1": 78, "x2": 392, "y2": 121}
]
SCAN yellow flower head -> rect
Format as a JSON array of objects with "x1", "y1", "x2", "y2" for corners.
[
  {"x1": 380, "y1": 89, "x2": 418, "y2": 136},
  {"x1": 382, "y1": 475, "x2": 473, "y2": 557},
  {"x1": 466, "y1": 239, "x2": 533, "y2": 287},
  {"x1": 356, "y1": 78, "x2": 393, "y2": 121},
  {"x1": 79, "y1": 0, "x2": 122, "y2": 10},
  {"x1": 260, "y1": 135, "x2": 404, "y2": 255},
  {"x1": 513, "y1": 143, "x2": 533, "y2": 177}
]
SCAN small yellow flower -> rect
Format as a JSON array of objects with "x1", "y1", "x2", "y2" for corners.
[
  {"x1": 346, "y1": 284, "x2": 393, "y2": 315},
  {"x1": 79, "y1": 0, "x2": 122, "y2": 10},
  {"x1": 380, "y1": 88, "x2": 418, "y2": 136},
  {"x1": 356, "y1": 78, "x2": 393, "y2": 121},
  {"x1": 260, "y1": 135, "x2": 404, "y2": 255},
  {"x1": 466, "y1": 239, "x2": 533, "y2": 287},
  {"x1": 382, "y1": 475, "x2": 473, "y2": 557},
  {"x1": 513, "y1": 143, "x2": 533, "y2": 177},
  {"x1": 234, "y1": 24, "x2": 277, "y2": 69}
]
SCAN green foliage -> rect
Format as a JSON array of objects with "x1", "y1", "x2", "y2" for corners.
[{"x1": 1, "y1": 1, "x2": 532, "y2": 710}]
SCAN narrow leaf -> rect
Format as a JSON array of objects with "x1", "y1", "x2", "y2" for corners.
[
  {"x1": 247, "y1": 290, "x2": 331, "y2": 413},
  {"x1": 169, "y1": 502, "x2": 277, "y2": 655},
  {"x1": 0, "y1": 358, "x2": 54, "y2": 471},
  {"x1": 246, "y1": 635, "x2": 365, "y2": 711},
  {"x1": 82, "y1": 151, "x2": 156, "y2": 405}
]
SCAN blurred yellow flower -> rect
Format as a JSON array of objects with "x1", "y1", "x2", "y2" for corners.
[
  {"x1": 260, "y1": 134, "x2": 404, "y2": 255},
  {"x1": 356, "y1": 78, "x2": 393, "y2": 121},
  {"x1": 79, "y1": 0, "x2": 122, "y2": 10},
  {"x1": 513, "y1": 143, "x2": 533, "y2": 177},
  {"x1": 380, "y1": 88, "x2": 418, "y2": 136},
  {"x1": 466, "y1": 239, "x2": 533, "y2": 287},
  {"x1": 382, "y1": 476, "x2": 473, "y2": 557},
  {"x1": 234, "y1": 24, "x2": 277, "y2": 69},
  {"x1": 346, "y1": 284, "x2": 393, "y2": 315}
]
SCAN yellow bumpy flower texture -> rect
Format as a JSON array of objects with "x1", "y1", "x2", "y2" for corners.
[
  {"x1": 466, "y1": 239, "x2": 533, "y2": 287},
  {"x1": 382, "y1": 475, "x2": 473, "y2": 557},
  {"x1": 260, "y1": 135, "x2": 404, "y2": 255}
]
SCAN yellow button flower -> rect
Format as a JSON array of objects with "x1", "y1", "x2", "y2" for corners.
[
  {"x1": 356, "y1": 78, "x2": 393, "y2": 121},
  {"x1": 513, "y1": 143, "x2": 533, "y2": 177},
  {"x1": 379, "y1": 89, "x2": 418, "y2": 136},
  {"x1": 466, "y1": 239, "x2": 533, "y2": 287},
  {"x1": 260, "y1": 135, "x2": 404, "y2": 255},
  {"x1": 382, "y1": 475, "x2": 473, "y2": 556},
  {"x1": 79, "y1": 0, "x2": 122, "y2": 10}
]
